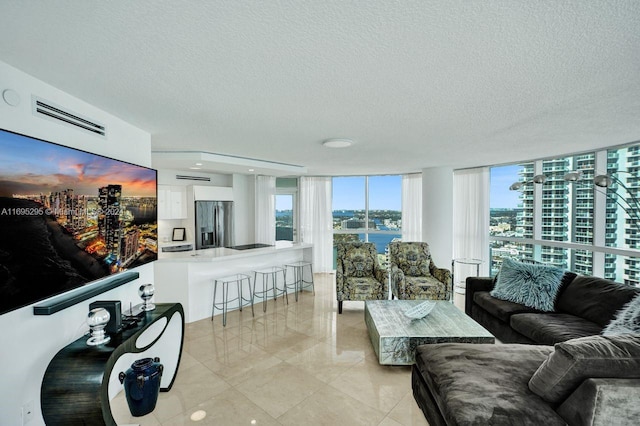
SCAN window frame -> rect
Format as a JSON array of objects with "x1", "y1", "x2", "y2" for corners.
[
  {"x1": 332, "y1": 174, "x2": 402, "y2": 248},
  {"x1": 275, "y1": 178, "x2": 298, "y2": 242},
  {"x1": 489, "y1": 144, "x2": 640, "y2": 284}
]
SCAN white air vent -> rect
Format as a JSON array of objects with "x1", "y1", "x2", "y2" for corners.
[
  {"x1": 32, "y1": 96, "x2": 106, "y2": 137},
  {"x1": 176, "y1": 175, "x2": 211, "y2": 182}
]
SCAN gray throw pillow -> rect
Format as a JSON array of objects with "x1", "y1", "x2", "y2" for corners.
[
  {"x1": 528, "y1": 335, "x2": 640, "y2": 403},
  {"x1": 602, "y1": 294, "x2": 640, "y2": 335},
  {"x1": 490, "y1": 258, "x2": 565, "y2": 311}
]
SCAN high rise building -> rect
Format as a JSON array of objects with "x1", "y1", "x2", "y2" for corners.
[
  {"x1": 120, "y1": 226, "x2": 140, "y2": 267},
  {"x1": 98, "y1": 184, "x2": 122, "y2": 263},
  {"x1": 513, "y1": 151, "x2": 636, "y2": 283},
  {"x1": 616, "y1": 146, "x2": 640, "y2": 284}
]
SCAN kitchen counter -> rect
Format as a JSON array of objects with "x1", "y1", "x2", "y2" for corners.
[
  {"x1": 157, "y1": 241, "x2": 311, "y2": 263},
  {"x1": 154, "y1": 242, "x2": 313, "y2": 322}
]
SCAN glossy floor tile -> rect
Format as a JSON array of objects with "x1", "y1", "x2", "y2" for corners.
[{"x1": 112, "y1": 273, "x2": 430, "y2": 425}]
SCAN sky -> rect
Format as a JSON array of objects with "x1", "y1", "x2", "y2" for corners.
[
  {"x1": 490, "y1": 165, "x2": 522, "y2": 209},
  {"x1": 0, "y1": 130, "x2": 157, "y2": 198},
  {"x1": 331, "y1": 170, "x2": 525, "y2": 211},
  {"x1": 332, "y1": 175, "x2": 402, "y2": 210},
  {"x1": 280, "y1": 171, "x2": 518, "y2": 212},
  {"x1": 275, "y1": 194, "x2": 293, "y2": 210}
]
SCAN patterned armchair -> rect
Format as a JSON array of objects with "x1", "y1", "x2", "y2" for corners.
[
  {"x1": 336, "y1": 241, "x2": 389, "y2": 314},
  {"x1": 389, "y1": 241, "x2": 451, "y2": 300}
]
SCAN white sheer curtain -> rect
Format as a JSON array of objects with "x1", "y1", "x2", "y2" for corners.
[
  {"x1": 255, "y1": 175, "x2": 276, "y2": 245},
  {"x1": 402, "y1": 173, "x2": 422, "y2": 241},
  {"x1": 453, "y1": 167, "x2": 490, "y2": 275},
  {"x1": 299, "y1": 176, "x2": 333, "y2": 272}
]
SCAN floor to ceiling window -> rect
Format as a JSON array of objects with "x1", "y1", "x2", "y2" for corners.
[
  {"x1": 275, "y1": 178, "x2": 297, "y2": 242},
  {"x1": 489, "y1": 143, "x2": 640, "y2": 286},
  {"x1": 332, "y1": 175, "x2": 402, "y2": 267}
]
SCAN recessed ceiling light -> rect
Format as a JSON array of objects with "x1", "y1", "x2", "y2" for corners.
[
  {"x1": 189, "y1": 167, "x2": 201, "y2": 170},
  {"x1": 195, "y1": 163, "x2": 203, "y2": 166},
  {"x1": 322, "y1": 138, "x2": 354, "y2": 148},
  {"x1": 248, "y1": 168, "x2": 255, "y2": 172}
]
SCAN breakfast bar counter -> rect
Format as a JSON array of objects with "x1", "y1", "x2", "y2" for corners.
[{"x1": 154, "y1": 242, "x2": 313, "y2": 322}]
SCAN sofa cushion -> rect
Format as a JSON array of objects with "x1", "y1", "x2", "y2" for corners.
[
  {"x1": 556, "y1": 378, "x2": 640, "y2": 426},
  {"x1": 491, "y1": 258, "x2": 565, "y2": 311},
  {"x1": 414, "y1": 343, "x2": 565, "y2": 425},
  {"x1": 470, "y1": 304, "x2": 536, "y2": 344},
  {"x1": 511, "y1": 313, "x2": 603, "y2": 345},
  {"x1": 556, "y1": 275, "x2": 640, "y2": 327},
  {"x1": 603, "y1": 294, "x2": 640, "y2": 335},
  {"x1": 474, "y1": 291, "x2": 542, "y2": 322},
  {"x1": 528, "y1": 334, "x2": 640, "y2": 403}
]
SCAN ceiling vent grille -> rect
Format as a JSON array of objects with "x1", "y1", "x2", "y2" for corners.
[
  {"x1": 32, "y1": 96, "x2": 106, "y2": 137},
  {"x1": 176, "y1": 175, "x2": 211, "y2": 182}
]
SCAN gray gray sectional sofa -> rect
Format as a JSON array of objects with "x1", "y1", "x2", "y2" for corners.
[
  {"x1": 412, "y1": 271, "x2": 640, "y2": 425},
  {"x1": 464, "y1": 273, "x2": 640, "y2": 344},
  {"x1": 412, "y1": 335, "x2": 640, "y2": 425}
]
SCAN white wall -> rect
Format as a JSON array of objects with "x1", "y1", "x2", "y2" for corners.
[
  {"x1": 157, "y1": 169, "x2": 232, "y2": 187},
  {"x1": 232, "y1": 174, "x2": 256, "y2": 245},
  {"x1": 0, "y1": 60, "x2": 152, "y2": 426},
  {"x1": 422, "y1": 167, "x2": 454, "y2": 269}
]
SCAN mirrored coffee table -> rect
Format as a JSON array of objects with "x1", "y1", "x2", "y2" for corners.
[{"x1": 365, "y1": 300, "x2": 494, "y2": 365}]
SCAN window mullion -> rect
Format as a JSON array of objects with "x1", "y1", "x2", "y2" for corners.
[
  {"x1": 533, "y1": 161, "x2": 543, "y2": 261},
  {"x1": 365, "y1": 176, "x2": 369, "y2": 242},
  {"x1": 591, "y1": 150, "x2": 607, "y2": 277}
]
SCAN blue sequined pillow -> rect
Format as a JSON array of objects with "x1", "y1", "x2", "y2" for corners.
[{"x1": 491, "y1": 258, "x2": 565, "y2": 312}]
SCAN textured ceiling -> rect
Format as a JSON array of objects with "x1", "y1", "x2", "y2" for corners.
[{"x1": 1, "y1": 1, "x2": 639, "y2": 175}]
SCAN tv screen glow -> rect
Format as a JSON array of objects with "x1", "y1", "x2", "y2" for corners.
[{"x1": 0, "y1": 129, "x2": 158, "y2": 315}]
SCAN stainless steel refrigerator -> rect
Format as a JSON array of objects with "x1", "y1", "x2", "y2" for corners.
[{"x1": 195, "y1": 201, "x2": 234, "y2": 250}]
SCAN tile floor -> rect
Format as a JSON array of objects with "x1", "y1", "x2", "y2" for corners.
[{"x1": 112, "y1": 273, "x2": 430, "y2": 425}]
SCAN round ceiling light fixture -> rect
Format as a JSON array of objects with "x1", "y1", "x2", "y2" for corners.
[
  {"x1": 2, "y1": 89, "x2": 21, "y2": 107},
  {"x1": 322, "y1": 138, "x2": 354, "y2": 148}
]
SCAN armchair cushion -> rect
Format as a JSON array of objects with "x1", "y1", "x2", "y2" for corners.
[
  {"x1": 401, "y1": 276, "x2": 449, "y2": 300},
  {"x1": 343, "y1": 277, "x2": 388, "y2": 300},
  {"x1": 392, "y1": 243, "x2": 431, "y2": 277},
  {"x1": 340, "y1": 243, "x2": 376, "y2": 278}
]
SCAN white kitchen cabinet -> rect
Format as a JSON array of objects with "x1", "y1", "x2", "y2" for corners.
[{"x1": 158, "y1": 185, "x2": 187, "y2": 219}]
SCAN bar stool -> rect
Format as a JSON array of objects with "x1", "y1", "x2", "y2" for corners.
[
  {"x1": 284, "y1": 261, "x2": 314, "y2": 301},
  {"x1": 212, "y1": 273, "x2": 254, "y2": 326},
  {"x1": 252, "y1": 266, "x2": 287, "y2": 312}
]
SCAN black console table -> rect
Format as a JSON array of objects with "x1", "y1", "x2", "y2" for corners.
[{"x1": 41, "y1": 303, "x2": 184, "y2": 425}]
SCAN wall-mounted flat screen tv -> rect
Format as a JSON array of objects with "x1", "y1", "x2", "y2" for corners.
[{"x1": 0, "y1": 128, "x2": 157, "y2": 315}]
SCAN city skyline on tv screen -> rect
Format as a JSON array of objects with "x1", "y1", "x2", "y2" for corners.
[{"x1": 0, "y1": 129, "x2": 158, "y2": 315}]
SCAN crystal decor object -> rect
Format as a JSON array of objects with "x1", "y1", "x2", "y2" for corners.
[
  {"x1": 139, "y1": 283, "x2": 156, "y2": 311},
  {"x1": 404, "y1": 301, "x2": 436, "y2": 319},
  {"x1": 87, "y1": 307, "x2": 111, "y2": 346}
]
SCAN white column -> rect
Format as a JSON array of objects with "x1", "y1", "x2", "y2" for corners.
[{"x1": 422, "y1": 167, "x2": 454, "y2": 269}]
